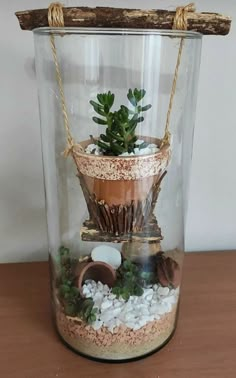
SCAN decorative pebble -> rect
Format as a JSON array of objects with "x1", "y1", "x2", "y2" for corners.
[
  {"x1": 82, "y1": 280, "x2": 179, "y2": 333},
  {"x1": 85, "y1": 139, "x2": 159, "y2": 157},
  {"x1": 157, "y1": 286, "x2": 170, "y2": 296},
  {"x1": 91, "y1": 245, "x2": 122, "y2": 269}
]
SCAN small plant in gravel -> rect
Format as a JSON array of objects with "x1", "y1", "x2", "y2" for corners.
[
  {"x1": 90, "y1": 88, "x2": 152, "y2": 156},
  {"x1": 57, "y1": 246, "x2": 97, "y2": 323},
  {"x1": 112, "y1": 259, "x2": 144, "y2": 300}
]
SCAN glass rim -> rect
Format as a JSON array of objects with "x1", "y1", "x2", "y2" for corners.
[{"x1": 33, "y1": 27, "x2": 202, "y2": 39}]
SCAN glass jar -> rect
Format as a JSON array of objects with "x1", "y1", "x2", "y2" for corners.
[{"x1": 34, "y1": 28, "x2": 202, "y2": 361}]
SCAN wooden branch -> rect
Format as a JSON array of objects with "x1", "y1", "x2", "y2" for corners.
[{"x1": 15, "y1": 6, "x2": 231, "y2": 35}]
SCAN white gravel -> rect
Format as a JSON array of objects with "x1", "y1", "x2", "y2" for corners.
[
  {"x1": 82, "y1": 280, "x2": 179, "y2": 333},
  {"x1": 85, "y1": 139, "x2": 159, "y2": 156}
]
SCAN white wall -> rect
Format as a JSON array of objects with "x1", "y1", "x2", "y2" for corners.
[{"x1": 0, "y1": 0, "x2": 235, "y2": 262}]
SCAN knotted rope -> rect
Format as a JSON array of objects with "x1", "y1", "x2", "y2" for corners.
[{"x1": 161, "y1": 3, "x2": 196, "y2": 147}]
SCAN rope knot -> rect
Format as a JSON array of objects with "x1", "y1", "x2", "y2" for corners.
[
  {"x1": 173, "y1": 3, "x2": 196, "y2": 30},
  {"x1": 48, "y1": 2, "x2": 64, "y2": 27}
]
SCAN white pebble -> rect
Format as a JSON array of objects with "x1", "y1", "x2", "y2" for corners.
[
  {"x1": 157, "y1": 286, "x2": 170, "y2": 296},
  {"x1": 101, "y1": 300, "x2": 113, "y2": 311},
  {"x1": 84, "y1": 279, "x2": 179, "y2": 333}
]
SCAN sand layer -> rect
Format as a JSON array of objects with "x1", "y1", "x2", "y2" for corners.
[{"x1": 56, "y1": 305, "x2": 177, "y2": 360}]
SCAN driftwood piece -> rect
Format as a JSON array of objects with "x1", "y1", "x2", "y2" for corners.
[
  {"x1": 15, "y1": 7, "x2": 231, "y2": 35},
  {"x1": 81, "y1": 215, "x2": 163, "y2": 243}
]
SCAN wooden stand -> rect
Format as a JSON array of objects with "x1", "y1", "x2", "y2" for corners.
[{"x1": 80, "y1": 215, "x2": 162, "y2": 243}]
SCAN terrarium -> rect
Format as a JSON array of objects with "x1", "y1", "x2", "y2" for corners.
[{"x1": 16, "y1": 3, "x2": 231, "y2": 361}]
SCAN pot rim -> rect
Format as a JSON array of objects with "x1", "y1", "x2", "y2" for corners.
[
  {"x1": 77, "y1": 261, "x2": 116, "y2": 296},
  {"x1": 73, "y1": 136, "x2": 168, "y2": 161}
]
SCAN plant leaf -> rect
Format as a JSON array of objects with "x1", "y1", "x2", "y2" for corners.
[
  {"x1": 141, "y1": 104, "x2": 152, "y2": 111},
  {"x1": 92, "y1": 117, "x2": 107, "y2": 125}
]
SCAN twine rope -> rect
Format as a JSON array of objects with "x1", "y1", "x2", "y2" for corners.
[
  {"x1": 48, "y1": 2, "x2": 76, "y2": 156},
  {"x1": 162, "y1": 3, "x2": 196, "y2": 147}
]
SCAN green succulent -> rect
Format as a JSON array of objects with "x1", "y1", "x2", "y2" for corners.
[
  {"x1": 57, "y1": 246, "x2": 97, "y2": 323},
  {"x1": 112, "y1": 259, "x2": 144, "y2": 300},
  {"x1": 90, "y1": 88, "x2": 152, "y2": 156}
]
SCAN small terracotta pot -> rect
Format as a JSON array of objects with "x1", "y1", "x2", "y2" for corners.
[
  {"x1": 156, "y1": 257, "x2": 181, "y2": 289},
  {"x1": 77, "y1": 261, "x2": 116, "y2": 296},
  {"x1": 73, "y1": 136, "x2": 170, "y2": 235}
]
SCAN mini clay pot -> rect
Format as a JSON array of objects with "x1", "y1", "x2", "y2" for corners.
[
  {"x1": 74, "y1": 136, "x2": 170, "y2": 235},
  {"x1": 77, "y1": 261, "x2": 116, "y2": 296},
  {"x1": 157, "y1": 257, "x2": 181, "y2": 289}
]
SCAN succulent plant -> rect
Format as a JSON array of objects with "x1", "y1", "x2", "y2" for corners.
[
  {"x1": 57, "y1": 246, "x2": 97, "y2": 323},
  {"x1": 90, "y1": 88, "x2": 152, "y2": 156},
  {"x1": 112, "y1": 259, "x2": 144, "y2": 300}
]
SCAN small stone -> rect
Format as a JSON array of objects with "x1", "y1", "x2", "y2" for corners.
[
  {"x1": 101, "y1": 300, "x2": 113, "y2": 311},
  {"x1": 92, "y1": 320, "x2": 103, "y2": 331},
  {"x1": 157, "y1": 286, "x2": 170, "y2": 296}
]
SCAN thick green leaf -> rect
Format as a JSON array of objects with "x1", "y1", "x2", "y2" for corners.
[
  {"x1": 92, "y1": 117, "x2": 107, "y2": 125},
  {"x1": 141, "y1": 104, "x2": 152, "y2": 112},
  {"x1": 89, "y1": 100, "x2": 105, "y2": 116},
  {"x1": 137, "y1": 116, "x2": 144, "y2": 123},
  {"x1": 100, "y1": 134, "x2": 110, "y2": 143},
  {"x1": 127, "y1": 89, "x2": 137, "y2": 107},
  {"x1": 106, "y1": 129, "x2": 123, "y2": 142},
  {"x1": 97, "y1": 140, "x2": 111, "y2": 151}
]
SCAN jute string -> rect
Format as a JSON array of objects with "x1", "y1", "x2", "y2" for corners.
[
  {"x1": 48, "y1": 2, "x2": 196, "y2": 154},
  {"x1": 48, "y1": 2, "x2": 76, "y2": 156},
  {"x1": 162, "y1": 3, "x2": 196, "y2": 147}
]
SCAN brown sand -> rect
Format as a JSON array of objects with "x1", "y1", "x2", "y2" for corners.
[{"x1": 56, "y1": 305, "x2": 177, "y2": 360}]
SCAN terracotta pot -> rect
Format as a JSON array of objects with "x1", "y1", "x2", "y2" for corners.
[
  {"x1": 77, "y1": 261, "x2": 116, "y2": 296},
  {"x1": 156, "y1": 257, "x2": 181, "y2": 289},
  {"x1": 73, "y1": 136, "x2": 170, "y2": 235}
]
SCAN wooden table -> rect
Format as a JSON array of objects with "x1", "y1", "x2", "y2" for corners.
[{"x1": 0, "y1": 251, "x2": 235, "y2": 377}]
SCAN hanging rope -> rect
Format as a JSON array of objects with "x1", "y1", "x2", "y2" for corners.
[
  {"x1": 161, "y1": 3, "x2": 196, "y2": 147},
  {"x1": 48, "y1": 2, "x2": 77, "y2": 157}
]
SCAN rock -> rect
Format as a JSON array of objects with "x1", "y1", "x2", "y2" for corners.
[
  {"x1": 157, "y1": 286, "x2": 170, "y2": 296},
  {"x1": 91, "y1": 245, "x2": 122, "y2": 269},
  {"x1": 101, "y1": 299, "x2": 113, "y2": 311},
  {"x1": 82, "y1": 279, "x2": 179, "y2": 332}
]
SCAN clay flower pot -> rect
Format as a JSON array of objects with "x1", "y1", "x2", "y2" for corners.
[
  {"x1": 77, "y1": 261, "x2": 116, "y2": 296},
  {"x1": 73, "y1": 136, "x2": 170, "y2": 236},
  {"x1": 156, "y1": 257, "x2": 181, "y2": 289}
]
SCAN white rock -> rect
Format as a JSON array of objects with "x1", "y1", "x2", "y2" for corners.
[
  {"x1": 82, "y1": 279, "x2": 178, "y2": 333},
  {"x1": 82, "y1": 286, "x2": 91, "y2": 297},
  {"x1": 91, "y1": 245, "x2": 122, "y2": 269},
  {"x1": 138, "y1": 147, "x2": 152, "y2": 155},
  {"x1": 157, "y1": 286, "x2": 170, "y2": 296},
  {"x1": 135, "y1": 139, "x2": 145, "y2": 145},
  {"x1": 85, "y1": 143, "x2": 101, "y2": 155},
  {"x1": 101, "y1": 299, "x2": 113, "y2": 311},
  {"x1": 93, "y1": 292, "x2": 104, "y2": 307},
  {"x1": 163, "y1": 295, "x2": 176, "y2": 305},
  {"x1": 85, "y1": 141, "x2": 159, "y2": 157},
  {"x1": 92, "y1": 320, "x2": 103, "y2": 331},
  {"x1": 156, "y1": 304, "x2": 168, "y2": 315}
]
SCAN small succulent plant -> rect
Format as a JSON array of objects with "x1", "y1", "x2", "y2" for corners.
[
  {"x1": 90, "y1": 88, "x2": 152, "y2": 156},
  {"x1": 112, "y1": 259, "x2": 144, "y2": 300},
  {"x1": 57, "y1": 246, "x2": 97, "y2": 323}
]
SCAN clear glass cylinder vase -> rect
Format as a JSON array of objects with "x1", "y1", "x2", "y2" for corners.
[{"x1": 34, "y1": 28, "x2": 202, "y2": 361}]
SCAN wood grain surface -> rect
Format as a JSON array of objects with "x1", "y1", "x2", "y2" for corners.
[
  {"x1": 15, "y1": 7, "x2": 232, "y2": 35},
  {"x1": 0, "y1": 251, "x2": 235, "y2": 377}
]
